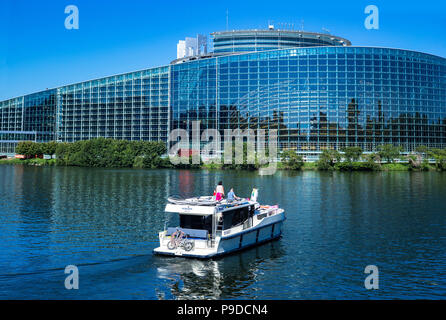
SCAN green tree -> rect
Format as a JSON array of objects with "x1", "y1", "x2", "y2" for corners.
[
  {"x1": 222, "y1": 142, "x2": 259, "y2": 171},
  {"x1": 414, "y1": 145, "x2": 429, "y2": 155},
  {"x1": 361, "y1": 153, "x2": 381, "y2": 170},
  {"x1": 281, "y1": 149, "x2": 304, "y2": 170},
  {"x1": 42, "y1": 141, "x2": 57, "y2": 156},
  {"x1": 428, "y1": 148, "x2": 446, "y2": 171},
  {"x1": 406, "y1": 145, "x2": 429, "y2": 170},
  {"x1": 54, "y1": 138, "x2": 167, "y2": 168},
  {"x1": 341, "y1": 146, "x2": 363, "y2": 163},
  {"x1": 17, "y1": 141, "x2": 43, "y2": 158},
  {"x1": 141, "y1": 141, "x2": 167, "y2": 168},
  {"x1": 15, "y1": 141, "x2": 31, "y2": 156},
  {"x1": 55, "y1": 142, "x2": 71, "y2": 165},
  {"x1": 377, "y1": 144, "x2": 403, "y2": 163},
  {"x1": 317, "y1": 149, "x2": 341, "y2": 170}
]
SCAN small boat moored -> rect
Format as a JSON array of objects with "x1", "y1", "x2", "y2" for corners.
[{"x1": 153, "y1": 194, "x2": 286, "y2": 259}]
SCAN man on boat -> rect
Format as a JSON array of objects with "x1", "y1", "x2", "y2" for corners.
[{"x1": 227, "y1": 188, "x2": 240, "y2": 202}]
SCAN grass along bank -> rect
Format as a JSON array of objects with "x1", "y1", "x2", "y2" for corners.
[{"x1": 0, "y1": 158, "x2": 57, "y2": 166}]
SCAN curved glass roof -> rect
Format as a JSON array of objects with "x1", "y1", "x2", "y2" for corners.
[{"x1": 211, "y1": 29, "x2": 351, "y2": 54}]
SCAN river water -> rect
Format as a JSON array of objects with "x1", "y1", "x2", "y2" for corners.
[{"x1": 0, "y1": 165, "x2": 445, "y2": 299}]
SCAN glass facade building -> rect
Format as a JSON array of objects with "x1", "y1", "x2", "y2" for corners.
[
  {"x1": 1, "y1": 29, "x2": 445, "y2": 156},
  {"x1": 173, "y1": 46, "x2": 446, "y2": 153},
  {"x1": 56, "y1": 67, "x2": 169, "y2": 142},
  {"x1": 0, "y1": 90, "x2": 57, "y2": 153}
]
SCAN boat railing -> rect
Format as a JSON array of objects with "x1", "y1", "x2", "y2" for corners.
[
  {"x1": 255, "y1": 206, "x2": 281, "y2": 222},
  {"x1": 167, "y1": 195, "x2": 251, "y2": 208},
  {"x1": 167, "y1": 195, "x2": 218, "y2": 206}
]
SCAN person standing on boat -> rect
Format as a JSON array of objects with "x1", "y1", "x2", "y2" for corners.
[
  {"x1": 215, "y1": 181, "x2": 225, "y2": 201},
  {"x1": 250, "y1": 188, "x2": 258, "y2": 202}
]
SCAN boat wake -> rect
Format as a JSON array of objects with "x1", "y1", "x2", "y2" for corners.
[{"x1": 0, "y1": 254, "x2": 153, "y2": 279}]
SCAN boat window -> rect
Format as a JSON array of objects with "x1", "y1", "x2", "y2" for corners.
[
  {"x1": 223, "y1": 206, "x2": 250, "y2": 230},
  {"x1": 241, "y1": 206, "x2": 249, "y2": 221},
  {"x1": 257, "y1": 213, "x2": 268, "y2": 220},
  {"x1": 180, "y1": 214, "x2": 213, "y2": 233},
  {"x1": 232, "y1": 210, "x2": 241, "y2": 226},
  {"x1": 223, "y1": 211, "x2": 235, "y2": 230}
]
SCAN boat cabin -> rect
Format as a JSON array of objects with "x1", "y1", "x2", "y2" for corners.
[
  {"x1": 155, "y1": 195, "x2": 285, "y2": 258},
  {"x1": 165, "y1": 197, "x2": 257, "y2": 243}
]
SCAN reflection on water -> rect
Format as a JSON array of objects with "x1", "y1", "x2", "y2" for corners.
[
  {"x1": 155, "y1": 241, "x2": 286, "y2": 299},
  {"x1": 0, "y1": 165, "x2": 445, "y2": 299}
]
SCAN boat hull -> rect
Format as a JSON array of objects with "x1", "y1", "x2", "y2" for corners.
[{"x1": 153, "y1": 212, "x2": 285, "y2": 259}]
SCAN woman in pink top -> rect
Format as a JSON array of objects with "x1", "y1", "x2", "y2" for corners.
[{"x1": 215, "y1": 181, "x2": 224, "y2": 201}]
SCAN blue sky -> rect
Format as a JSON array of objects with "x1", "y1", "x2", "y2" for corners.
[{"x1": 1, "y1": 0, "x2": 445, "y2": 100}]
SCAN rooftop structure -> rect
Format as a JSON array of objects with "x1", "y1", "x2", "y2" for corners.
[
  {"x1": 211, "y1": 28, "x2": 351, "y2": 54},
  {"x1": 177, "y1": 34, "x2": 208, "y2": 59}
]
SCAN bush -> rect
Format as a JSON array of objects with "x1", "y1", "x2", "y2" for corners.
[
  {"x1": 317, "y1": 149, "x2": 341, "y2": 170},
  {"x1": 141, "y1": 141, "x2": 167, "y2": 168},
  {"x1": 280, "y1": 150, "x2": 304, "y2": 170},
  {"x1": 133, "y1": 156, "x2": 145, "y2": 168},
  {"x1": 42, "y1": 141, "x2": 57, "y2": 156},
  {"x1": 16, "y1": 141, "x2": 43, "y2": 158},
  {"x1": 428, "y1": 148, "x2": 446, "y2": 171},
  {"x1": 222, "y1": 142, "x2": 260, "y2": 171},
  {"x1": 170, "y1": 156, "x2": 202, "y2": 169},
  {"x1": 420, "y1": 160, "x2": 431, "y2": 171},
  {"x1": 381, "y1": 163, "x2": 408, "y2": 171},
  {"x1": 335, "y1": 162, "x2": 377, "y2": 171},
  {"x1": 341, "y1": 147, "x2": 363, "y2": 162},
  {"x1": 45, "y1": 139, "x2": 167, "y2": 168}
]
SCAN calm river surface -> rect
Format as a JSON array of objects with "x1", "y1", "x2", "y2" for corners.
[{"x1": 0, "y1": 165, "x2": 445, "y2": 299}]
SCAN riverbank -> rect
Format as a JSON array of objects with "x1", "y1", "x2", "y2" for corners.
[
  {"x1": 3, "y1": 139, "x2": 445, "y2": 172},
  {"x1": 203, "y1": 161, "x2": 437, "y2": 171},
  {"x1": 0, "y1": 158, "x2": 57, "y2": 166},
  {"x1": 1, "y1": 157, "x2": 440, "y2": 172}
]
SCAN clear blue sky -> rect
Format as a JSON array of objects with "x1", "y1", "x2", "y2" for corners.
[{"x1": 1, "y1": 0, "x2": 445, "y2": 100}]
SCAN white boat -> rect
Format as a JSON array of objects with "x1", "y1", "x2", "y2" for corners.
[{"x1": 153, "y1": 195, "x2": 286, "y2": 258}]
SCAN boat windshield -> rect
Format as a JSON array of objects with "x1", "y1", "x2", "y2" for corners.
[{"x1": 180, "y1": 214, "x2": 213, "y2": 234}]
